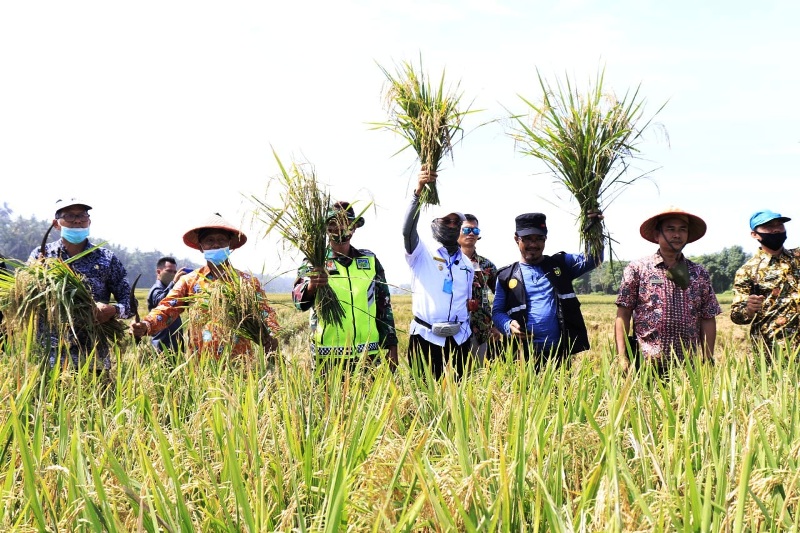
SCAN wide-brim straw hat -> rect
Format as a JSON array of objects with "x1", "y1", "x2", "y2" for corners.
[
  {"x1": 639, "y1": 206, "x2": 707, "y2": 244},
  {"x1": 183, "y1": 213, "x2": 248, "y2": 250}
]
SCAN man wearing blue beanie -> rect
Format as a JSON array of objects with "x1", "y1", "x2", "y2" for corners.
[{"x1": 731, "y1": 210, "x2": 800, "y2": 353}]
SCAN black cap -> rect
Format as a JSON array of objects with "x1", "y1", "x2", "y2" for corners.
[{"x1": 515, "y1": 213, "x2": 547, "y2": 237}]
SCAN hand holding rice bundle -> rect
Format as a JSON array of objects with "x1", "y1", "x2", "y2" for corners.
[
  {"x1": 375, "y1": 56, "x2": 473, "y2": 206},
  {"x1": 512, "y1": 67, "x2": 666, "y2": 262},
  {"x1": 250, "y1": 151, "x2": 346, "y2": 327}
]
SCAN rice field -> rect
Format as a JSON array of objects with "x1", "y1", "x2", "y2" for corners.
[{"x1": 1, "y1": 291, "x2": 798, "y2": 532}]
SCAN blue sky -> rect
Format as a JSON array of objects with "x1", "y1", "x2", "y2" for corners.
[{"x1": 1, "y1": 1, "x2": 797, "y2": 286}]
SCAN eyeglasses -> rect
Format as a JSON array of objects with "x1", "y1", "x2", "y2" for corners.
[
  {"x1": 438, "y1": 217, "x2": 462, "y2": 227},
  {"x1": 58, "y1": 212, "x2": 90, "y2": 223},
  {"x1": 461, "y1": 227, "x2": 481, "y2": 236},
  {"x1": 518, "y1": 235, "x2": 547, "y2": 244}
]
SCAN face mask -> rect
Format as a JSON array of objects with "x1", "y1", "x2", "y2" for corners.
[
  {"x1": 203, "y1": 247, "x2": 231, "y2": 265},
  {"x1": 329, "y1": 231, "x2": 352, "y2": 244},
  {"x1": 60, "y1": 226, "x2": 90, "y2": 244},
  {"x1": 431, "y1": 221, "x2": 461, "y2": 247},
  {"x1": 756, "y1": 231, "x2": 787, "y2": 251},
  {"x1": 160, "y1": 272, "x2": 176, "y2": 284}
]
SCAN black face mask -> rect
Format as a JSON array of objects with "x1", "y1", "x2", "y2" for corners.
[
  {"x1": 431, "y1": 221, "x2": 460, "y2": 248},
  {"x1": 756, "y1": 231, "x2": 787, "y2": 252}
]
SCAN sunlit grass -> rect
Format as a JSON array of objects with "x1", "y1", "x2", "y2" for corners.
[{"x1": 0, "y1": 294, "x2": 797, "y2": 531}]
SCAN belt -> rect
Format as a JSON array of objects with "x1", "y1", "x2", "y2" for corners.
[{"x1": 414, "y1": 316, "x2": 433, "y2": 329}]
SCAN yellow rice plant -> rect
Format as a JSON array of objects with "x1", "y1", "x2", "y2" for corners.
[
  {"x1": 374, "y1": 55, "x2": 473, "y2": 206},
  {"x1": 512, "y1": 66, "x2": 667, "y2": 262},
  {"x1": 0, "y1": 257, "x2": 127, "y2": 350}
]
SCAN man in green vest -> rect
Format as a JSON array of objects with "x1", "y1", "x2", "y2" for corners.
[{"x1": 292, "y1": 201, "x2": 398, "y2": 371}]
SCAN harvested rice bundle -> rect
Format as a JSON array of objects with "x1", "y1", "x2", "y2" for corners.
[
  {"x1": 250, "y1": 151, "x2": 345, "y2": 327},
  {"x1": 512, "y1": 68, "x2": 666, "y2": 261},
  {"x1": 375, "y1": 56, "x2": 472, "y2": 206},
  {"x1": 184, "y1": 265, "x2": 278, "y2": 351},
  {"x1": 0, "y1": 256, "x2": 127, "y2": 347}
]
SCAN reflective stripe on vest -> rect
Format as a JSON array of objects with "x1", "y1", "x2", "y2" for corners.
[{"x1": 312, "y1": 341, "x2": 381, "y2": 358}]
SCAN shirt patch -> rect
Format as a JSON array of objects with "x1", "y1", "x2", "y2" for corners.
[
  {"x1": 553, "y1": 267, "x2": 561, "y2": 276},
  {"x1": 356, "y1": 258, "x2": 370, "y2": 270},
  {"x1": 508, "y1": 278, "x2": 518, "y2": 289},
  {"x1": 649, "y1": 276, "x2": 664, "y2": 285}
]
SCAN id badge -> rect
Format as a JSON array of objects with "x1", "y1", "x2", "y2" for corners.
[{"x1": 443, "y1": 278, "x2": 453, "y2": 294}]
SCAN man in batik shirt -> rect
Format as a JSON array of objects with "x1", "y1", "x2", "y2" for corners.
[
  {"x1": 615, "y1": 207, "x2": 721, "y2": 370},
  {"x1": 731, "y1": 210, "x2": 800, "y2": 353},
  {"x1": 458, "y1": 214, "x2": 501, "y2": 362},
  {"x1": 131, "y1": 213, "x2": 280, "y2": 359},
  {"x1": 29, "y1": 197, "x2": 133, "y2": 369}
]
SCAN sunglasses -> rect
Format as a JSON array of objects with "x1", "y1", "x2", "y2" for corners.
[{"x1": 461, "y1": 227, "x2": 481, "y2": 236}]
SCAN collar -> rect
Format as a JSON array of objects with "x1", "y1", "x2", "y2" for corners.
[
  {"x1": 436, "y1": 246, "x2": 462, "y2": 267},
  {"x1": 755, "y1": 246, "x2": 791, "y2": 262},
  {"x1": 55, "y1": 239, "x2": 93, "y2": 258},
  {"x1": 652, "y1": 249, "x2": 685, "y2": 267}
]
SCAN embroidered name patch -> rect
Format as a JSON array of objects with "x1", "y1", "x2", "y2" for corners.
[
  {"x1": 649, "y1": 276, "x2": 664, "y2": 285},
  {"x1": 356, "y1": 258, "x2": 370, "y2": 270}
]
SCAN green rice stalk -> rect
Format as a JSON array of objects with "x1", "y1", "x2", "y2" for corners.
[
  {"x1": 0, "y1": 256, "x2": 128, "y2": 352},
  {"x1": 183, "y1": 263, "x2": 279, "y2": 351},
  {"x1": 512, "y1": 67, "x2": 666, "y2": 262},
  {"x1": 250, "y1": 151, "x2": 345, "y2": 327},
  {"x1": 374, "y1": 56, "x2": 473, "y2": 206}
]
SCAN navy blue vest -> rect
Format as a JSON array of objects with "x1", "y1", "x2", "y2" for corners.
[{"x1": 496, "y1": 252, "x2": 590, "y2": 356}]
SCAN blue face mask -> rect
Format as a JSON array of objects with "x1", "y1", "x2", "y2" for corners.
[
  {"x1": 203, "y1": 247, "x2": 231, "y2": 265},
  {"x1": 60, "y1": 226, "x2": 90, "y2": 244}
]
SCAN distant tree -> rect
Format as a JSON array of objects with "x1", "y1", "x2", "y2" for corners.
[
  {"x1": 0, "y1": 205, "x2": 53, "y2": 261},
  {"x1": 574, "y1": 260, "x2": 630, "y2": 294},
  {"x1": 690, "y1": 245, "x2": 750, "y2": 293}
]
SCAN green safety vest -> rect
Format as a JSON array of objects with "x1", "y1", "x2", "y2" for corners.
[{"x1": 313, "y1": 253, "x2": 381, "y2": 358}]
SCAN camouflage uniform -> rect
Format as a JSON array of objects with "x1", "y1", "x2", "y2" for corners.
[
  {"x1": 466, "y1": 252, "x2": 498, "y2": 345},
  {"x1": 731, "y1": 247, "x2": 800, "y2": 348}
]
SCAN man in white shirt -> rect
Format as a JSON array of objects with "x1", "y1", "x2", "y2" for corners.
[{"x1": 402, "y1": 168, "x2": 474, "y2": 379}]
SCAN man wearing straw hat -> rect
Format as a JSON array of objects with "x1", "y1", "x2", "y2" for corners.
[
  {"x1": 730, "y1": 210, "x2": 800, "y2": 353},
  {"x1": 403, "y1": 169, "x2": 474, "y2": 379},
  {"x1": 493, "y1": 212, "x2": 601, "y2": 364},
  {"x1": 29, "y1": 197, "x2": 134, "y2": 369},
  {"x1": 293, "y1": 201, "x2": 398, "y2": 370},
  {"x1": 615, "y1": 207, "x2": 721, "y2": 370},
  {"x1": 131, "y1": 213, "x2": 280, "y2": 359}
]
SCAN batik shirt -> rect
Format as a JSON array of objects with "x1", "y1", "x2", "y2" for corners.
[
  {"x1": 30, "y1": 240, "x2": 133, "y2": 318},
  {"x1": 731, "y1": 247, "x2": 800, "y2": 346},
  {"x1": 293, "y1": 247, "x2": 398, "y2": 349},
  {"x1": 29, "y1": 240, "x2": 133, "y2": 368},
  {"x1": 143, "y1": 265, "x2": 280, "y2": 358},
  {"x1": 616, "y1": 251, "x2": 721, "y2": 359},
  {"x1": 465, "y1": 251, "x2": 497, "y2": 345}
]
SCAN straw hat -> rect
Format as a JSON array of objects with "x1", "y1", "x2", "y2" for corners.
[
  {"x1": 183, "y1": 213, "x2": 248, "y2": 250},
  {"x1": 639, "y1": 207, "x2": 706, "y2": 244}
]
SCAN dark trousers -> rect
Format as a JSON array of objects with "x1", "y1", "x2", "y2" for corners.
[{"x1": 408, "y1": 334, "x2": 472, "y2": 380}]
